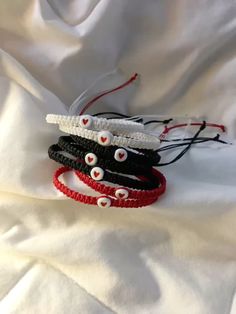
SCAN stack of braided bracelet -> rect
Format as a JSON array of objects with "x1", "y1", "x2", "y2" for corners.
[{"x1": 46, "y1": 113, "x2": 166, "y2": 208}]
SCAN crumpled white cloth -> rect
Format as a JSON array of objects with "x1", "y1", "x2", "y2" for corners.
[{"x1": 0, "y1": 1, "x2": 236, "y2": 313}]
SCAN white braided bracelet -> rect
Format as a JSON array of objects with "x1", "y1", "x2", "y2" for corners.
[
  {"x1": 46, "y1": 114, "x2": 144, "y2": 132},
  {"x1": 58, "y1": 124, "x2": 160, "y2": 149}
]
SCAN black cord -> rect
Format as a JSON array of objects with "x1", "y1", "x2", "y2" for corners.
[
  {"x1": 93, "y1": 112, "x2": 130, "y2": 118},
  {"x1": 144, "y1": 118, "x2": 173, "y2": 125},
  {"x1": 157, "y1": 121, "x2": 207, "y2": 166},
  {"x1": 92, "y1": 112, "x2": 174, "y2": 125},
  {"x1": 161, "y1": 134, "x2": 228, "y2": 144},
  {"x1": 158, "y1": 135, "x2": 228, "y2": 152},
  {"x1": 93, "y1": 112, "x2": 143, "y2": 123}
]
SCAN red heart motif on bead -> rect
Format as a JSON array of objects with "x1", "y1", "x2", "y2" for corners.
[
  {"x1": 82, "y1": 119, "x2": 88, "y2": 125},
  {"x1": 101, "y1": 137, "x2": 107, "y2": 143},
  {"x1": 119, "y1": 153, "x2": 124, "y2": 159},
  {"x1": 88, "y1": 156, "x2": 93, "y2": 163},
  {"x1": 101, "y1": 202, "x2": 107, "y2": 207},
  {"x1": 119, "y1": 193, "x2": 125, "y2": 198},
  {"x1": 94, "y1": 171, "x2": 100, "y2": 177}
]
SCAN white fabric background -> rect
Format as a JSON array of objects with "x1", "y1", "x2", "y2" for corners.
[{"x1": 0, "y1": 1, "x2": 236, "y2": 313}]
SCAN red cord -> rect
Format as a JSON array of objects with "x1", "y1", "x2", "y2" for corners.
[
  {"x1": 75, "y1": 167, "x2": 166, "y2": 199},
  {"x1": 160, "y1": 122, "x2": 226, "y2": 140},
  {"x1": 53, "y1": 166, "x2": 162, "y2": 208},
  {"x1": 80, "y1": 73, "x2": 139, "y2": 115}
]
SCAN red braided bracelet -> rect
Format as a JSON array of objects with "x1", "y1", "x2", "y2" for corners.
[
  {"x1": 53, "y1": 166, "x2": 159, "y2": 208},
  {"x1": 75, "y1": 168, "x2": 166, "y2": 200}
]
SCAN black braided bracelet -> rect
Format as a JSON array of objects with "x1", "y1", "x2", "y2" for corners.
[
  {"x1": 70, "y1": 135, "x2": 161, "y2": 166},
  {"x1": 57, "y1": 136, "x2": 153, "y2": 175},
  {"x1": 48, "y1": 144, "x2": 160, "y2": 190}
]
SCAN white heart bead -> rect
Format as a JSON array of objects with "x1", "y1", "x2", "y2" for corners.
[
  {"x1": 115, "y1": 188, "x2": 129, "y2": 199},
  {"x1": 97, "y1": 196, "x2": 111, "y2": 208},
  {"x1": 114, "y1": 148, "x2": 128, "y2": 162},
  {"x1": 97, "y1": 130, "x2": 113, "y2": 146},
  {"x1": 90, "y1": 167, "x2": 104, "y2": 181},
  {"x1": 79, "y1": 115, "x2": 93, "y2": 128},
  {"x1": 85, "y1": 153, "x2": 97, "y2": 166}
]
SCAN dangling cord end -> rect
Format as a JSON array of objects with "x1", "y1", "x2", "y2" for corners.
[
  {"x1": 200, "y1": 120, "x2": 206, "y2": 130},
  {"x1": 213, "y1": 133, "x2": 230, "y2": 144},
  {"x1": 159, "y1": 125, "x2": 169, "y2": 141},
  {"x1": 80, "y1": 73, "x2": 139, "y2": 115},
  {"x1": 130, "y1": 73, "x2": 139, "y2": 82},
  {"x1": 163, "y1": 118, "x2": 173, "y2": 124},
  {"x1": 220, "y1": 125, "x2": 226, "y2": 132}
]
